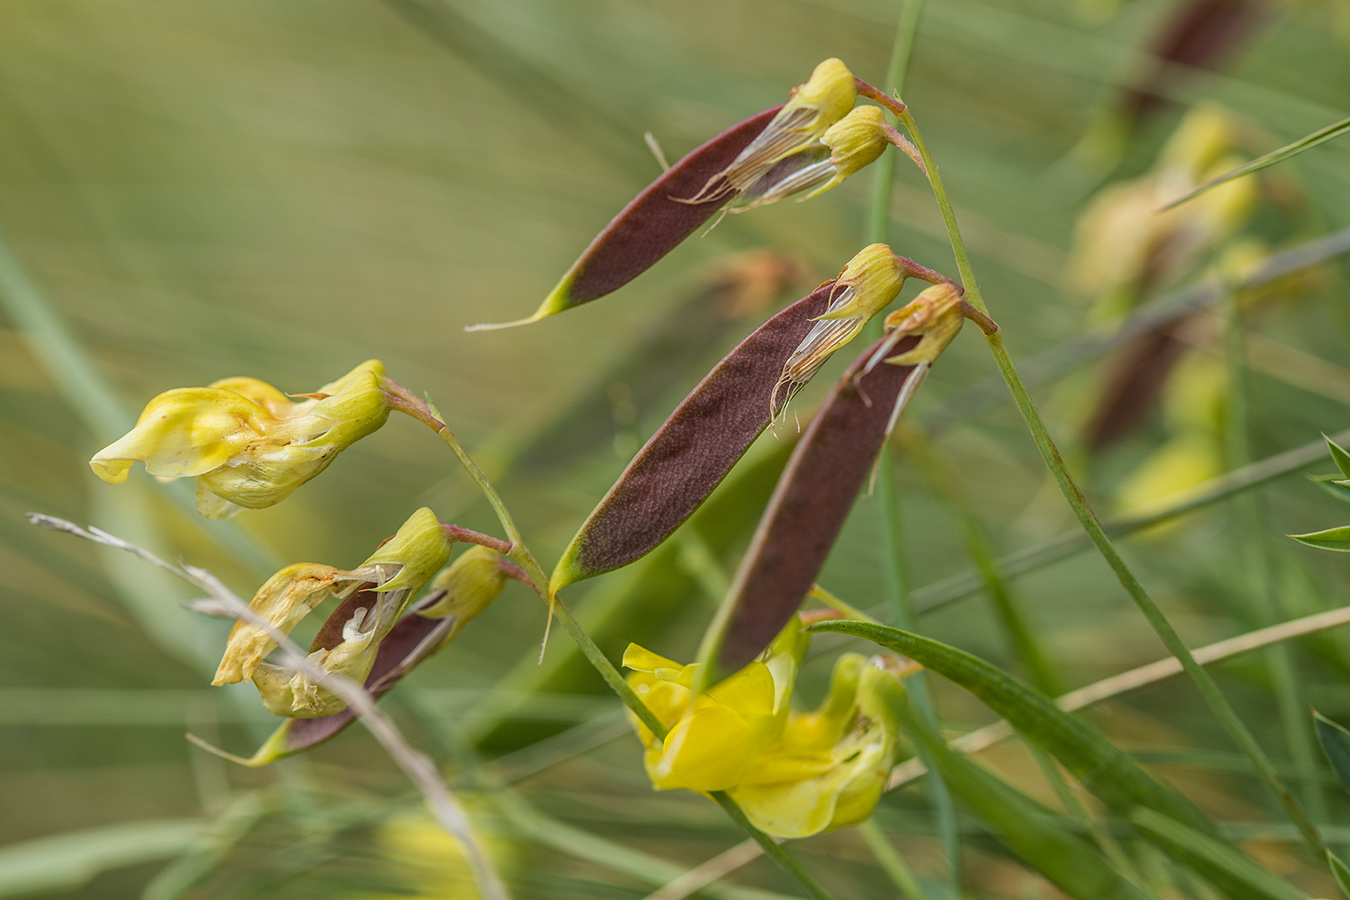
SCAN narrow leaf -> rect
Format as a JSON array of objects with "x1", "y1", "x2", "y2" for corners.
[
  {"x1": 1328, "y1": 848, "x2": 1350, "y2": 899},
  {"x1": 887, "y1": 684, "x2": 1154, "y2": 900},
  {"x1": 1314, "y1": 709, "x2": 1350, "y2": 794},
  {"x1": 472, "y1": 106, "x2": 782, "y2": 329},
  {"x1": 1128, "y1": 808, "x2": 1306, "y2": 900},
  {"x1": 809, "y1": 620, "x2": 1217, "y2": 835},
  {"x1": 1310, "y1": 474, "x2": 1350, "y2": 504},
  {"x1": 1162, "y1": 115, "x2": 1350, "y2": 210},
  {"x1": 1290, "y1": 525, "x2": 1350, "y2": 552},
  {"x1": 1328, "y1": 433, "x2": 1350, "y2": 480},
  {"x1": 715, "y1": 334, "x2": 925, "y2": 672},
  {"x1": 551, "y1": 282, "x2": 837, "y2": 590}
]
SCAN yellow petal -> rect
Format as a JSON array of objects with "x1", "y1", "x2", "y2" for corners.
[{"x1": 90, "y1": 388, "x2": 269, "y2": 483}]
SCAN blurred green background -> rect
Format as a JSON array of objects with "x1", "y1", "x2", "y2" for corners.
[{"x1": 3, "y1": 0, "x2": 1350, "y2": 897}]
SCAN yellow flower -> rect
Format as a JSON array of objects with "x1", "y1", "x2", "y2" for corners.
[
  {"x1": 214, "y1": 507, "x2": 453, "y2": 717},
  {"x1": 730, "y1": 654, "x2": 906, "y2": 838},
  {"x1": 624, "y1": 617, "x2": 809, "y2": 793},
  {"x1": 90, "y1": 360, "x2": 392, "y2": 519}
]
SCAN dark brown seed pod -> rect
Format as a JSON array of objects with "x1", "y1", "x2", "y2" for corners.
[
  {"x1": 550, "y1": 281, "x2": 837, "y2": 591},
  {"x1": 715, "y1": 333, "x2": 925, "y2": 673},
  {"x1": 470, "y1": 106, "x2": 782, "y2": 330}
]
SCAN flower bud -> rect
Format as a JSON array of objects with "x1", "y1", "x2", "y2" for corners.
[
  {"x1": 806, "y1": 105, "x2": 891, "y2": 198},
  {"x1": 90, "y1": 360, "x2": 393, "y2": 519},
  {"x1": 416, "y1": 545, "x2": 510, "y2": 651}
]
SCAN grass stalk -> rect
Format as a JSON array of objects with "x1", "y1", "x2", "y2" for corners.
[{"x1": 1221, "y1": 288, "x2": 1326, "y2": 823}]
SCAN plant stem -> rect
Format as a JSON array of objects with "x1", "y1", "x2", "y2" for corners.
[
  {"x1": 896, "y1": 105, "x2": 1325, "y2": 857},
  {"x1": 710, "y1": 793, "x2": 835, "y2": 900},
  {"x1": 909, "y1": 425, "x2": 1350, "y2": 615}
]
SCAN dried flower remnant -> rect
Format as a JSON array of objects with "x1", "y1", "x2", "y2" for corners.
[
  {"x1": 681, "y1": 58, "x2": 858, "y2": 206},
  {"x1": 214, "y1": 507, "x2": 454, "y2": 717},
  {"x1": 624, "y1": 617, "x2": 809, "y2": 793},
  {"x1": 771, "y1": 243, "x2": 946, "y2": 423},
  {"x1": 90, "y1": 360, "x2": 394, "y2": 519},
  {"x1": 734, "y1": 105, "x2": 903, "y2": 211}
]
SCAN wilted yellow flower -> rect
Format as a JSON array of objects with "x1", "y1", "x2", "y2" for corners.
[
  {"x1": 624, "y1": 617, "x2": 809, "y2": 793},
  {"x1": 214, "y1": 507, "x2": 453, "y2": 717},
  {"x1": 90, "y1": 360, "x2": 392, "y2": 518},
  {"x1": 684, "y1": 58, "x2": 857, "y2": 206},
  {"x1": 730, "y1": 654, "x2": 906, "y2": 838}
]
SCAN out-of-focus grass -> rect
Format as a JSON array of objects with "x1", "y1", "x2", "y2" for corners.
[{"x1": 3, "y1": 0, "x2": 1350, "y2": 897}]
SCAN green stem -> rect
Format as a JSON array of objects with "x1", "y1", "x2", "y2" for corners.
[
  {"x1": 711, "y1": 793, "x2": 835, "y2": 900},
  {"x1": 858, "y1": 819, "x2": 931, "y2": 900},
  {"x1": 1028, "y1": 746, "x2": 1155, "y2": 894},
  {"x1": 897, "y1": 105, "x2": 1325, "y2": 857}
]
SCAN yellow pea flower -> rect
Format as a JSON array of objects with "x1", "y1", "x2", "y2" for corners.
[
  {"x1": 214, "y1": 507, "x2": 454, "y2": 717},
  {"x1": 90, "y1": 360, "x2": 392, "y2": 519},
  {"x1": 624, "y1": 616, "x2": 809, "y2": 793},
  {"x1": 729, "y1": 654, "x2": 906, "y2": 838}
]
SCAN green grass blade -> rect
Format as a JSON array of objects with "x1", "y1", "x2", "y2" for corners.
[
  {"x1": 1327, "y1": 849, "x2": 1350, "y2": 899},
  {"x1": 1313, "y1": 709, "x2": 1350, "y2": 794},
  {"x1": 0, "y1": 819, "x2": 206, "y2": 898},
  {"x1": 1162, "y1": 116, "x2": 1350, "y2": 211},
  {"x1": 809, "y1": 620, "x2": 1216, "y2": 834},
  {"x1": 1327, "y1": 434, "x2": 1350, "y2": 480},
  {"x1": 1127, "y1": 809, "x2": 1305, "y2": 900}
]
